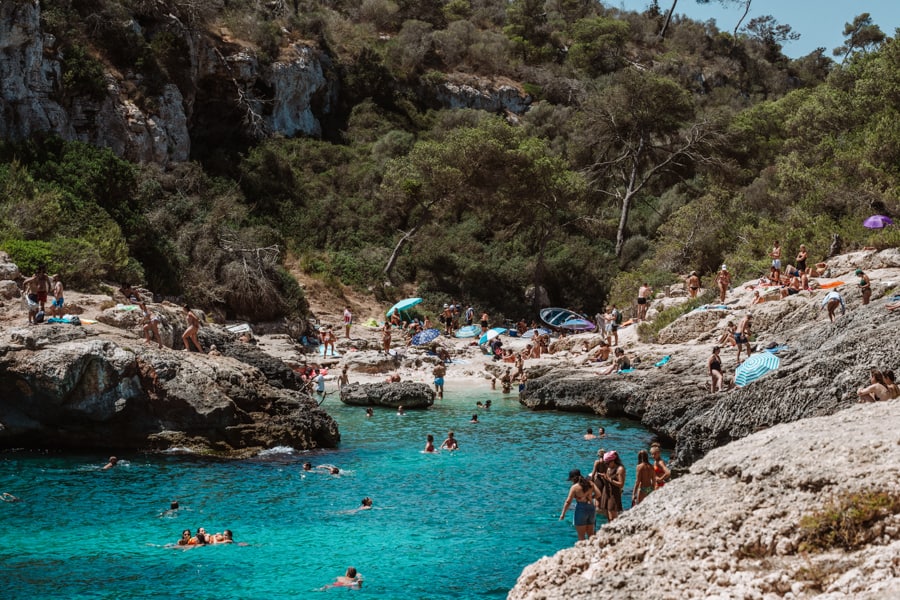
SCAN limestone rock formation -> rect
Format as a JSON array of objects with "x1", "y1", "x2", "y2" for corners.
[
  {"x1": 0, "y1": 322, "x2": 339, "y2": 456},
  {"x1": 340, "y1": 382, "x2": 435, "y2": 409},
  {"x1": 509, "y1": 400, "x2": 900, "y2": 599},
  {"x1": 431, "y1": 75, "x2": 531, "y2": 114},
  {"x1": 520, "y1": 300, "x2": 900, "y2": 471}
]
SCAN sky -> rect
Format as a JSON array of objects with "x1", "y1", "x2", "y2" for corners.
[{"x1": 614, "y1": 1, "x2": 900, "y2": 58}]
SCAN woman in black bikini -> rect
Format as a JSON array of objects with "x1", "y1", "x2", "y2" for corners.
[{"x1": 707, "y1": 346, "x2": 723, "y2": 393}]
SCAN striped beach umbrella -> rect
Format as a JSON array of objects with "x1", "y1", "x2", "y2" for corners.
[{"x1": 735, "y1": 352, "x2": 780, "y2": 387}]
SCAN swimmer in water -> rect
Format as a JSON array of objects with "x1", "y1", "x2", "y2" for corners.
[
  {"x1": 1, "y1": 492, "x2": 21, "y2": 502},
  {"x1": 358, "y1": 497, "x2": 373, "y2": 510},
  {"x1": 324, "y1": 566, "x2": 363, "y2": 589},
  {"x1": 177, "y1": 529, "x2": 192, "y2": 546},
  {"x1": 102, "y1": 456, "x2": 118, "y2": 470},
  {"x1": 424, "y1": 434, "x2": 436, "y2": 453},
  {"x1": 397, "y1": 405, "x2": 406, "y2": 415},
  {"x1": 366, "y1": 407, "x2": 373, "y2": 418},
  {"x1": 470, "y1": 414, "x2": 479, "y2": 423},
  {"x1": 440, "y1": 431, "x2": 459, "y2": 451}
]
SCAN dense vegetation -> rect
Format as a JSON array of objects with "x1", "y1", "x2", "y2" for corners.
[{"x1": 0, "y1": 0, "x2": 897, "y2": 322}]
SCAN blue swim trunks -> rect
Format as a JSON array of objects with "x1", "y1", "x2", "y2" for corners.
[
  {"x1": 573, "y1": 501, "x2": 595, "y2": 526},
  {"x1": 434, "y1": 377, "x2": 444, "y2": 386},
  {"x1": 52, "y1": 297, "x2": 64, "y2": 308}
]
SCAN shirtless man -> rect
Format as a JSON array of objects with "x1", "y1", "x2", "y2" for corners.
[
  {"x1": 433, "y1": 363, "x2": 446, "y2": 399},
  {"x1": 381, "y1": 322, "x2": 392, "y2": 353},
  {"x1": 637, "y1": 283, "x2": 652, "y2": 321},
  {"x1": 181, "y1": 305, "x2": 203, "y2": 352},
  {"x1": 735, "y1": 313, "x2": 753, "y2": 364},
  {"x1": 50, "y1": 275, "x2": 65, "y2": 318},
  {"x1": 343, "y1": 306, "x2": 352, "y2": 339},
  {"x1": 440, "y1": 431, "x2": 459, "y2": 450},
  {"x1": 559, "y1": 468, "x2": 602, "y2": 540},
  {"x1": 23, "y1": 265, "x2": 53, "y2": 316},
  {"x1": 769, "y1": 240, "x2": 782, "y2": 283}
]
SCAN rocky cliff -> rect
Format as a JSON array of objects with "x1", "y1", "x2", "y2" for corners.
[
  {"x1": 520, "y1": 253, "x2": 900, "y2": 471},
  {"x1": 509, "y1": 400, "x2": 900, "y2": 599},
  {"x1": 0, "y1": 321, "x2": 339, "y2": 457},
  {"x1": 0, "y1": 2, "x2": 530, "y2": 166}
]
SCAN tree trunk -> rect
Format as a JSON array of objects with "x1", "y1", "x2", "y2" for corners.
[
  {"x1": 383, "y1": 224, "x2": 421, "y2": 284},
  {"x1": 658, "y1": 0, "x2": 678, "y2": 39},
  {"x1": 732, "y1": 0, "x2": 751, "y2": 41}
]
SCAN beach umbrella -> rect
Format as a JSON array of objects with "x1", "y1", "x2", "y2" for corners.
[
  {"x1": 521, "y1": 327, "x2": 551, "y2": 339},
  {"x1": 560, "y1": 318, "x2": 596, "y2": 331},
  {"x1": 386, "y1": 297, "x2": 422, "y2": 318},
  {"x1": 735, "y1": 352, "x2": 780, "y2": 387},
  {"x1": 454, "y1": 324, "x2": 481, "y2": 338},
  {"x1": 411, "y1": 328, "x2": 441, "y2": 346},
  {"x1": 863, "y1": 215, "x2": 894, "y2": 229},
  {"x1": 478, "y1": 327, "x2": 507, "y2": 345}
]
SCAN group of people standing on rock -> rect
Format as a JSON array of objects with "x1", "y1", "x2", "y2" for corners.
[
  {"x1": 21, "y1": 264, "x2": 63, "y2": 323},
  {"x1": 560, "y1": 443, "x2": 670, "y2": 541},
  {"x1": 120, "y1": 284, "x2": 204, "y2": 353}
]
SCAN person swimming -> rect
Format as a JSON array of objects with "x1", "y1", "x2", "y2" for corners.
[{"x1": 326, "y1": 566, "x2": 363, "y2": 589}]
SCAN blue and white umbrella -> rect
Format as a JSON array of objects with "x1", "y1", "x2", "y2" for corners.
[
  {"x1": 478, "y1": 327, "x2": 507, "y2": 345},
  {"x1": 411, "y1": 328, "x2": 441, "y2": 346},
  {"x1": 454, "y1": 324, "x2": 481, "y2": 338},
  {"x1": 735, "y1": 352, "x2": 780, "y2": 387},
  {"x1": 386, "y1": 297, "x2": 422, "y2": 317}
]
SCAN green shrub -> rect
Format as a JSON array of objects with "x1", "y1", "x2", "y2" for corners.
[
  {"x1": 1, "y1": 239, "x2": 56, "y2": 276},
  {"x1": 637, "y1": 290, "x2": 715, "y2": 343},
  {"x1": 61, "y1": 44, "x2": 107, "y2": 101},
  {"x1": 799, "y1": 491, "x2": 900, "y2": 552}
]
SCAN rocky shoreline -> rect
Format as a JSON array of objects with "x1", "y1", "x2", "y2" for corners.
[{"x1": 509, "y1": 400, "x2": 900, "y2": 599}]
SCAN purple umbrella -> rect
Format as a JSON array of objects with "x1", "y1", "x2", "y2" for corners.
[{"x1": 863, "y1": 215, "x2": 894, "y2": 229}]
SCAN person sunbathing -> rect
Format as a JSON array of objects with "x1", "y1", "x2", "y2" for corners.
[{"x1": 598, "y1": 348, "x2": 630, "y2": 375}]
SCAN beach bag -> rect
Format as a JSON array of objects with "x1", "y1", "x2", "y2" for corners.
[
  {"x1": 34, "y1": 310, "x2": 45, "y2": 323},
  {"x1": 614, "y1": 309, "x2": 623, "y2": 325}
]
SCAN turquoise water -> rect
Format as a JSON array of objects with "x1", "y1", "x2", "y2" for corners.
[{"x1": 0, "y1": 389, "x2": 666, "y2": 599}]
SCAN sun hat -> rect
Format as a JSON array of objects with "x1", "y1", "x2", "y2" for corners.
[{"x1": 603, "y1": 450, "x2": 618, "y2": 463}]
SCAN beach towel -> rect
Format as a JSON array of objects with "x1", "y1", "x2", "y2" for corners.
[
  {"x1": 115, "y1": 303, "x2": 139, "y2": 311},
  {"x1": 654, "y1": 355, "x2": 671, "y2": 367},
  {"x1": 818, "y1": 281, "x2": 845, "y2": 289},
  {"x1": 47, "y1": 316, "x2": 82, "y2": 325},
  {"x1": 318, "y1": 345, "x2": 341, "y2": 357},
  {"x1": 617, "y1": 368, "x2": 635, "y2": 374},
  {"x1": 765, "y1": 345, "x2": 789, "y2": 354}
]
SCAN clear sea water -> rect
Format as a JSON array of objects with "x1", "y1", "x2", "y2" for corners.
[{"x1": 0, "y1": 388, "x2": 666, "y2": 600}]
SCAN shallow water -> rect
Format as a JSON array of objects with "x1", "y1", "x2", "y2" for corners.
[{"x1": 0, "y1": 388, "x2": 666, "y2": 599}]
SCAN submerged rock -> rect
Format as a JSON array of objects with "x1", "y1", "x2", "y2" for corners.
[
  {"x1": 339, "y1": 382, "x2": 435, "y2": 409},
  {"x1": 509, "y1": 400, "x2": 900, "y2": 599}
]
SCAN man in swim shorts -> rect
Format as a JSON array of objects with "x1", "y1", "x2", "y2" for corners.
[
  {"x1": 637, "y1": 283, "x2": 652, "y2": 321},
  {"x1": 735, "y1": 313, "x2": 752, "y2": 364},
  {"x1": 769, "y1": 240, "x2": 782, "y2": 283}
]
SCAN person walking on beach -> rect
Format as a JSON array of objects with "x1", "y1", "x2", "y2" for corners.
[
  {"x1": 686, "y1": 271, "x2": 701, "y2": 298},
  {"x1": 632, "y1": 450, "x2": 655, "y2": 506},
  {"x1": 637, "y1": 283, "x2": 652, "y2": 321},
  {"x1": 181, "y1": 305, "x2": 203, "y2": 352},
  {"x1": 856, "y1": 269, "x2": 871, "y2": 305},
  {"x1": 715, "y1": 265, "x2": 731, "y2": 303},
  {"x1": 323, "y1": 325, "x2": 336, "y2": 356},
  {"x1": 480, "y1": 311, "x2": 489, "y2": 335},
  {"x1": 735, "y1": 314, "x2": 752, "y2": 364},
  {"x1": 707, "y1": 346, "x2": 724, "y2": 392},
  {"x1": 608, "y1": 305, "x2": 620, "y2": 346},
  {"x1": 560, "y1": 469, "x2": 602, "y2": 541},
  {"x1": 769, "y1": 240, "x2": 782, "y2": 283},
  {"x1": 343, "y1": 306, "x2": 352, "y2": 339},
  {"x1": 820, "y1": 290, "x2": 846, "y2": 322}
]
